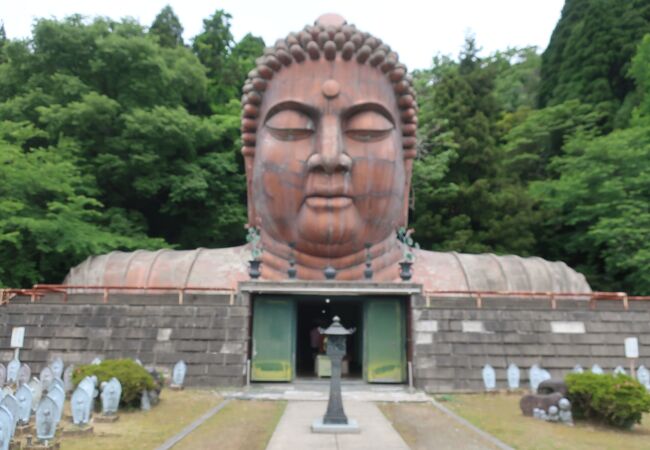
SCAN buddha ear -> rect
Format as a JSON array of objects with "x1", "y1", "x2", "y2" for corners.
[
  {"x1": 402, "y1": 157, "x2": 413, "y2": 226},
  {"x1": 243, "y1": 149, "x2": 257, "y2": 226}
]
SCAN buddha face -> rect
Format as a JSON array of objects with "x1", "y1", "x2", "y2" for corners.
[{"x1": 252, "y1": 58, "x2": 407, "y2": 257}]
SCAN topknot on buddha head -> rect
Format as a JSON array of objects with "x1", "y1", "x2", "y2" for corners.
[{"x1": 240, "y1": 14, "x2": 418, "y2": 160}]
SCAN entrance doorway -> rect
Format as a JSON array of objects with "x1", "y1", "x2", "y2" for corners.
[
  {"x1": 296, "y1": 297, "x2": 363, "y2": 378},
  {"x1": 250, "y1": 294, "x2": 407, "y2": 384}
]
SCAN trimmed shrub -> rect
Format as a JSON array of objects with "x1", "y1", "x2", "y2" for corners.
[
  {"x1": 566, "y1": 372, "x2": 650, "y2": 429},
  {"x1": 73, "y1": 359, "x2": 156, "y2": 407}
]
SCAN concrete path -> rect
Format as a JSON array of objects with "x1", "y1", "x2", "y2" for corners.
[{"x1": 266, "y1": 400, "x2": 409, "y2": 450}]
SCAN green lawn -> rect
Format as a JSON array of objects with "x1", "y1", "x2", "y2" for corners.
[
  {"x1": 442, "y1": 393, "x2": 650, "y2": 450},
  {"x1": 60, "y1": 389, "x2": 223, "y2": 450}
]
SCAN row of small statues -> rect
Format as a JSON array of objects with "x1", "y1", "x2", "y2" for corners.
[
  {"x1": 482, "y1": 363, "x2": 650, "y2": 392},
  {"x1": 532, "y1": 398, "x2": 573, "y2": 425},
  {"x1": 0, "y1": 357, "x2": 188, "y2": 449}
]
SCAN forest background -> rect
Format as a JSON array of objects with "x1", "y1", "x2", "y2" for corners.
[{"x1": 1, "y1": 0, "x2": 649, "y2": 294}]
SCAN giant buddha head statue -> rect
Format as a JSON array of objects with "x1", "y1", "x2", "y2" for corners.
[{"x1": 241, "y1": 14, "x2": 417, "y2": 280}]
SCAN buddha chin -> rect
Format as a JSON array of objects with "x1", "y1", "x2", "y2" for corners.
[{"x1": 296, "y1": 197, "x2": 362, "y2": 256}]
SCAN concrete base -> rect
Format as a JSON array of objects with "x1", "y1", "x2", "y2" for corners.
[{"x1": 311, "y1": 418, "x2": 360, "y2": 434}]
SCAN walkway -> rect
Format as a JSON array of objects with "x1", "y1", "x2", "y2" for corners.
[{"x1": 266, "y1": 400, "x2": 409, "y2": 450}]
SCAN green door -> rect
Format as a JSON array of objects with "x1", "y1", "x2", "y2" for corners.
[
  {"x1": 251, "y1": 297, "x2": 296, "y2": 381},
  {"x1": 363, "y1": 298, "x2": 406, "y2": 383}
]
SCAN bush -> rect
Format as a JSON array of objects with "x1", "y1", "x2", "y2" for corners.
[
  {"x1": 566, "y1": 372, "x2": 650, "y2": 429},
  {"x1": 73, "y1": 359, "x2": 156, "y2": 407}
]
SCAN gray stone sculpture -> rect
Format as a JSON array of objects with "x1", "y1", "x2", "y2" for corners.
[
  {"x1": 558, "y1": 398, "x2": 573, "y2": 425},
  {"x1": 15, "y1": 384, "x2": 33, "y2": 425},
  {"x1": 613, "y1": 366, "x2": 626, "y2": 375},
  {"x1": 63, "y1": 365, "x2": 74, "y2": 394},
  {"x1": 6, "y1": 360, "x2": 19, "y2": 385},
  {"x1": 637, "y1": 365, "x2": 650, "y2": 390},
  {"x1": 35, "y1": 396, "x2": 58, "y2": 441},
  {"x1": 171, "y1": 360, "x2": 187, "y2": 388},
  {"x1": 507, "y1": 363, "x2": 520, "y2": 390},
  {"x1": 0, "y1": 395, "x2": 18, "y2": 439},
  {"x1": 47, "y1": 385, "x2": 65, "y2": 424},
  {"x1": 50, "y1": 378, "x2": 64, "y2": 394},
  {"x1": 49, "y1": 358, "x2": 64, "y2": 380},
  {"x1": 547, "y1": 405, "x2": 559, "y2": 422},
  {"x1": 0, "y1": 405, "x2": 13, "y2": 450},
  {"x1": 17, "y1": 364, "x2": 30, "y2": 387},
  {"x1": 572, "y1": 364, "x2": 583, "y2": 373},
  {"x1": 482, "y1": 364, "x2": 496, "y2": 391},
  {"x1": 78, "y1": 376, "x2": 98, "y2": 418},
  {"x1": 91, "y1": 358, "x2": 102, "y2": 365},
  {"x1": 140, "y1": 390, "x2": 151, "y2": 411},
  {"x1": 0, "y1": 365, "x2": 5, "y2": 387},
  {"x1": 101, "y1": 378, "x2": 121, "y2": 415},
  {"x1": 28, "y1": 378, "x2": 42, "y2": 413},
  {"x1": 529, "y1": 364, "x2": 551, "y2": 393},
  {"x1": 71, "y1": 388, "x2": 91, "y2": 426},
  {"x1": 39, "y1": 367, "x2": 54, "y2": 391},
  {"x1": 591, "y1": 364, "x2": 604, "y2": 374}
]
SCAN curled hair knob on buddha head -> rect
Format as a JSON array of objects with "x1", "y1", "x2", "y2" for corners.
[{"x1": 240, "y1": 13, "x2": 418, "y2": 157}]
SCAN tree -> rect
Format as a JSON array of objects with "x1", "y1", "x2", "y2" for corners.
[
  {"x1": 191, "y1": 10, "x2": 264, "y2": 109},
  {"x1": 411, "y1": 39, "x2": 537, "y2": 255},
  {"x1": 0, "y1": 14, "x2": 250, "y2": 285},
  {"x1": 539, "y1": 0, "x2": 650, "y2": 127},
  {"x1": 531, "y1": 33, "x2": 650, "y2": 294},
  {"x1": 0, "y1": 122, "x2": 164, "y2": 287},
  {"x1": 150, "y1": 5, "x2": 184, "y2": 48}
]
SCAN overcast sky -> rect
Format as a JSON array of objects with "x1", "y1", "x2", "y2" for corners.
[{"x1": 1, "y1": 0, "x2": 565, "y2": 70}]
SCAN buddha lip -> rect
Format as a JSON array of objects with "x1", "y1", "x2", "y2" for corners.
[{"x1": 304, "y1": 196, "x2": 353, "y2": 208}]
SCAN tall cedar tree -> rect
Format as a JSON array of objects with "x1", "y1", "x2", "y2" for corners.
[
  {"x1": 539, "y1": 0, "x2": 650, "y2": 127},
  {"x1": 150, "y1": 5, "x2": 184, "y2": 48}
]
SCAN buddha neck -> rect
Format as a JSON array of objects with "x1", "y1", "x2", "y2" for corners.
[{"x1": 258, "y1": 232, "x2": 404, "y2": 281}]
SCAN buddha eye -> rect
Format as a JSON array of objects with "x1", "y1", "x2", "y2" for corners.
[
  {"x1": 345, "y1": 110, "x2": 394, "y2": 142},
  {"x1": 265, "y1": 109, "x2": 315, "y2": 141}
]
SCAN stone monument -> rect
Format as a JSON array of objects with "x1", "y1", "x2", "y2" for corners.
[
  {"x1": 97, "y1": 378, "x2": 121, "y2": 422},
  {"x1": 171, "y1": 360, "x2": 187, "y2": 390},
  {"x1": 63, "y1": 14, "x2": 591, "y2": 294}
]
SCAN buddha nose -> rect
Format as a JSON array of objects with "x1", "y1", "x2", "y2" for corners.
[{"x1": 307, "y1": 116, "x2": 352, "y2": 174}]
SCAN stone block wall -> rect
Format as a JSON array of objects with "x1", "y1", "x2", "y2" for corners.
[
  {"x1": 0, "y1": 293, "x2": 249, "y2": 386},
  {"x1": 411, "y1": 295, "x2": 650, "y2": 392}
]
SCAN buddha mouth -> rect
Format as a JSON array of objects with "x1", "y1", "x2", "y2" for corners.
[{"x1": 304, "y1": 195, "x2": 353, "y2": 209}]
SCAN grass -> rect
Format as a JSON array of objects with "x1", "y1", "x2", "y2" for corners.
[
  {"x1": 379, "y1": 402, "x2": 500, "y2": 449},
  {"x1": 60, "y1": 389, "x2": 223, "y2": 450},
  {"x1": 174, "y1": 400, "x2": 286, "y2": 450},
  {"x1": 441, "y1": 393, "x2": 650, "y2": 450}
]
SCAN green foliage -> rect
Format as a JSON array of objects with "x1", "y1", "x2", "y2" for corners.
[
  {"x1": 73, "y1": 359, "x2": 156, "y2": 407},
  {"x1": 566, "y1": 372, "x2": 650, "y2": 428},
  {"x1": 539, "y1": 0, "x2": 650, "y2": 127},
  {"x1": 150, "y1": 5, "x2": 184, "y2": 48},
  {"x1": 412, "y1": 38, "x2": 537, "y2": 255},
  {"x1": 0, "y1": 122, "x2": 164, "y2": 287},
  {"x1": 0, "y1": 13, "x2": 260, "y2": 286},
  {"x1": 531, "y1": 124, "x2": 650, "y2": 293}
]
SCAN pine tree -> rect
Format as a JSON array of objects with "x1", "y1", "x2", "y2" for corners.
[{"x1": 150, "y1": 5, "x2": 184, "y2": 48}]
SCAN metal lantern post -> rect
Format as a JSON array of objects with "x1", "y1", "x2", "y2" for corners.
[{"x1": 312, "y1": 316, "x2": 360, "y2": 433}]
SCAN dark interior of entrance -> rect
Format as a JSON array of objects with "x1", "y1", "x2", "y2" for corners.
[{"x1": 296, "y1": 296, "x2": 363, "y2": 378}]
